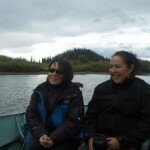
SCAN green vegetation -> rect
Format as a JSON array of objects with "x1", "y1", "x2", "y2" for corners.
[
  {"x1": 0, "y1": 56, "x2": 47, "y2": 73},
  {"x1": 70, "y1": 60, "x2": 109, "y2": 72},
  {"x1": 0, "y1": 48, "x2": 150, "y2": 74},
  {"x1": 138, "y1": 60, "x2": 150, "y2": 74},
  {"x1": 52, "y1": 48, "x2": 105, "y2": 61}
]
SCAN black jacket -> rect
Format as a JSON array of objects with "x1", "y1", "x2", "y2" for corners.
[
  {"x1": 26, "y1": 81, "x2": 84, "y2": 143},
  {"x1": 84, "y1": 77, "x2": 150, "y2": 148}
]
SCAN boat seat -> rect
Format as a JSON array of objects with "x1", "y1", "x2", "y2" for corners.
[{"x1": 141, "y1": 138, "x2": 150, "y2": 150}]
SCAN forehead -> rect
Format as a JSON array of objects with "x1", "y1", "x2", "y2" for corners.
[
  {"x1": 51, "y1": 61, "x2": 59, "y2": 68},
  {"x1": 110, "y1": 56, "x2": 125, "y2": 65}
]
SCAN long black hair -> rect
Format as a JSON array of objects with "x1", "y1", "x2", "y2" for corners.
[{"x1": 49, "y1": 58, "x2": 73, "y2": 83}]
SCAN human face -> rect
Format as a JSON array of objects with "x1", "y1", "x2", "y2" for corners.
[
  {"x1": 109, "y1": 56, "x2": 134, "y2": 84},
  {"x1": 48, "y1": 62, "x2": 63, "y2": 85}
]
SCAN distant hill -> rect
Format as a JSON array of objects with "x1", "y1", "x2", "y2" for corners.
[
  {"x1": 53, "y1": 48, "x2": 105, "y2": 61},
  {"x1": 51, "y1": 48, "x2": 109, "y2": 72},
  {"x1": 42, "y1": 48, "x2": 105, "y2": 63},
  {"x1": 0, "y1": 55, "x2": 12, "y2": 62}
]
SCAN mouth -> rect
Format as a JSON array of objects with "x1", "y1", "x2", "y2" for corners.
[
  {"x1": 51, "y1": 78, "x2": 58, "y2": 81},
  {"x1": 112, "y1": 74, "x2": 119, "y2": 79},
  {"x1": 112, "y1": 74, "x2": 119, "y2": 77}
]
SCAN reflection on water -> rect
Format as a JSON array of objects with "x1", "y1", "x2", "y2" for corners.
[{"x1": 0, "y1": 74, "x2": 149, "y2": 115}]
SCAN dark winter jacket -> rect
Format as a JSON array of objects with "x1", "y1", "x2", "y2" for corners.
[
  {"x1": 84, "y1": 77, "x2": 150, "y2": 149},
  {"x1": 26, "y1": 81, "x2": 84, "y2": 144}
]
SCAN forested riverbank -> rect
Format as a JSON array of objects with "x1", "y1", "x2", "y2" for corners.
[{"x1": 0, "y1": 49, "x2": 150, "y2": 74}]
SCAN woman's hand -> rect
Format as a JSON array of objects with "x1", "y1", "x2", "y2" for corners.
[
  {"x1": 39, "y1": 134, "x2": 53, "y2": 148},
  {"x1": 88, "y1": 137, "x2": 94, "y2": 150},
  {"x1": 106, "y1": 137, "x2": 120, "y2": 150}
]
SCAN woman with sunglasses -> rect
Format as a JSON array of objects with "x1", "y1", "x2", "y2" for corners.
[
  {"x1": 84, "y1": 51, "x2": 150, "y2": 150},
  {"x1": 25, "y1": 58, "x2": 84, "y2": 150}
]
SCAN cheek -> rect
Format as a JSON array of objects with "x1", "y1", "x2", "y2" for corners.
[
  {"x1": 59, "y1": 74, "x2": 63, "y2": 78},
  {"x1": 109, "y1": 69, "x2": 112, "y2": 74},
  {"x1": 48, "y1": 72, "x2": 52, "y2": 78},
  {"x1": 48, "y1": 72, "x2": 51, "y2": 76},
  {"x1": 119, "y1": 71, "x2": 127, "y2": 78},
  {"x1": 125, "y1": 72, "x2": 131, "y2": 78},
  {"x1": 58, "y1": 76, "x2": 63, "y2": 82}
]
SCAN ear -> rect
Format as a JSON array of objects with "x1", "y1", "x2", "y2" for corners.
[{"x1": 129, "y1": 64, "x2": 134, "y2": 74}]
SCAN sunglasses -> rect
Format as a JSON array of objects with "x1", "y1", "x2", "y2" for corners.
[{"x1": 49, "y1": 68, "x2": 63, "y2": 75}]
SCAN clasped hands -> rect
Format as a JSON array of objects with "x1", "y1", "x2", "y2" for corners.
[
  {"x1": 88, "y1": 137, "x2": 120, "y2": 150},
  {"x1": 39, "y1": 134, "x2": 54, "y2": 149}
]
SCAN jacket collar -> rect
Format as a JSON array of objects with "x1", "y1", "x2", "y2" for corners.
[{"x1": 111, "y1": 77, "x2": 134, "y2": 89}]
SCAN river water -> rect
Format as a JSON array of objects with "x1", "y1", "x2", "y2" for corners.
[{"x1": 0, "y1": 74, "x2": 149, "y2": 116}]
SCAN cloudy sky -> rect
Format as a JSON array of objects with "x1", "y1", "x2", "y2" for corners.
[{"x1": 0, "y1": 0, "x2": 150, "y2": 61}]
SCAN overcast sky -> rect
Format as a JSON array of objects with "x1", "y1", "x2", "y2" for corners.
[{"x1": 0, "y1": 0, "x2": 150, "y2": 61}]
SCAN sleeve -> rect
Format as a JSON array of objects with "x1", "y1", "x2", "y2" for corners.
[
  {"x1": 25, "y1": 91, "x2": 49, "y2": 140},
  {"x1": 118, "y1": 83, "x2": 150, "y2": 148},
  {"x1": 49, "y1": 91, "x2": 84, "y2": 143},
  {"x1": 83, "y1": 86, "x2": 100, "y2": 140}
]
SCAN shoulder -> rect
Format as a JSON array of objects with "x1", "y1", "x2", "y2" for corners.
[
  {"x1": 95, "y1": 79, "x2": 111, "y2": 91},
  {"x1": 63, "y1": 82, "x2": 82, "y2": 98},
  {"x1": 134, "y1": 77, "x2": 150, "y2": 89},
  {"x1": 68, "y1": 82, "x2": 82, "y2": 93},
  {"x1": 34, "y1": 81, "x2": 48, "y2": 91}
]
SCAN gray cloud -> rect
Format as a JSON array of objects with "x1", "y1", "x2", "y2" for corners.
[
  {"x1": 96, "y1": 48, "x2": 117, "y2": 58},
  {"x1": 0, "y1": 0, "x2": 149, "y2": 33},
  {"x1": 0, "y1": 0, "x2": 150, "y2": 59},
  {"x1": 141, "y1": 25, "x2": 150, "y2": 33},
  {"x1": 94, "y1": 47, "x2": 150, "y2": 60},
  {"x1": 145, "y1": 47, "x2": 150, "y2": 51},
  {"x1": 0, "y1": 32, "x2": 49, "y2": 49},
  {"x1": 136, "y1": 48, "x2": 150, "y2": 59},
  {"x1": 119, "y1": 43, "x2": 133, "y2": 50}
]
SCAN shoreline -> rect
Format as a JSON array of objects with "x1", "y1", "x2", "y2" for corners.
[
  {"x1": 0, "y1": 71, "x2": 48, "y2": 75},
  {"x1": 0, "y1": 71, "x2": 108, "y2": 75},
  {"x1": 0, "y1": 71, "x2": 150, "y2": 76},
  {"x1": 0, "y1": 71, "x2": 149, "y2": 76}
]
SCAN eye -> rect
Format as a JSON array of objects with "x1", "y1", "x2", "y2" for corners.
[
  {"x1": 109, "y1": 65, "x2": 113, "y2": 69},
  {"x1": 116, "y1": 65, "x2": 121, "y2": 68},
  {"x1": 49, "y1": 68, "x2": 55, "y2": 73}
]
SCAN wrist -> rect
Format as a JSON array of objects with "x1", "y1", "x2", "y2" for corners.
[
  {"x1": 117, "y1": 136, "x2": 122, "y2": 142},
  {"x1": 49, "y1": 137, "x2": 54, "y2": 143},
  {"x1": 116, "y1": 136, "x2": 123, "y2": 149}
]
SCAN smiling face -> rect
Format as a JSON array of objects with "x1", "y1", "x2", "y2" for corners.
[
  {"x1": 109, "y1": 55, "x2": 134, "y2": 84},
  {"x1": 48, "y1": 61, "x2": 63, "y2": 85}
]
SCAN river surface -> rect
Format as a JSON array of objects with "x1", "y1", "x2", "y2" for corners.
[{"x1": 0, "y1": 74, "x2": 149, "y2": 116}]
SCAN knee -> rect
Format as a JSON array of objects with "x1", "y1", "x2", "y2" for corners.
[{"x1": 24, "y1": 132, "x2": 41, "y2": 150}]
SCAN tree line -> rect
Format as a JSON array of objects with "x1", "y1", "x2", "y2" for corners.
[
  {"x1": 42, "y1": 48, "x2": 106, "y2": 63},
  {"x1": 0, "y1": 48, "x2": 150, "y2": 74}
]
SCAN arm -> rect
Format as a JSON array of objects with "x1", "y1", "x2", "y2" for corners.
[
  {"x1": 118, "y1": 84, "x2": 150, "y2": 148},
  {"x1": 25, "y1": 91, "x2": 49, "y2": 140},
  {"x1": 84, "y1": 87, "x2": 100, "y2": 141},
  {"x1": 49, "y1": 93, "x2": 84, "y2": 143}
]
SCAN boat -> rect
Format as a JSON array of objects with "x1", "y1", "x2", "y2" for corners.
[
  {"x1": 0, "y1": 108, "x2": 150, "y2": 150},
  {"x1": 0, "y1": 112, "x2": 26, "y2": 150}
]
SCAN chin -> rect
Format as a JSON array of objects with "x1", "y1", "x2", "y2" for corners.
[
  {"x1": 50, "y1": 81, "x2": 58, "y2": 85},
  {"x1": 113, "y1": 80, "x2": 122, "y2": 84}
]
